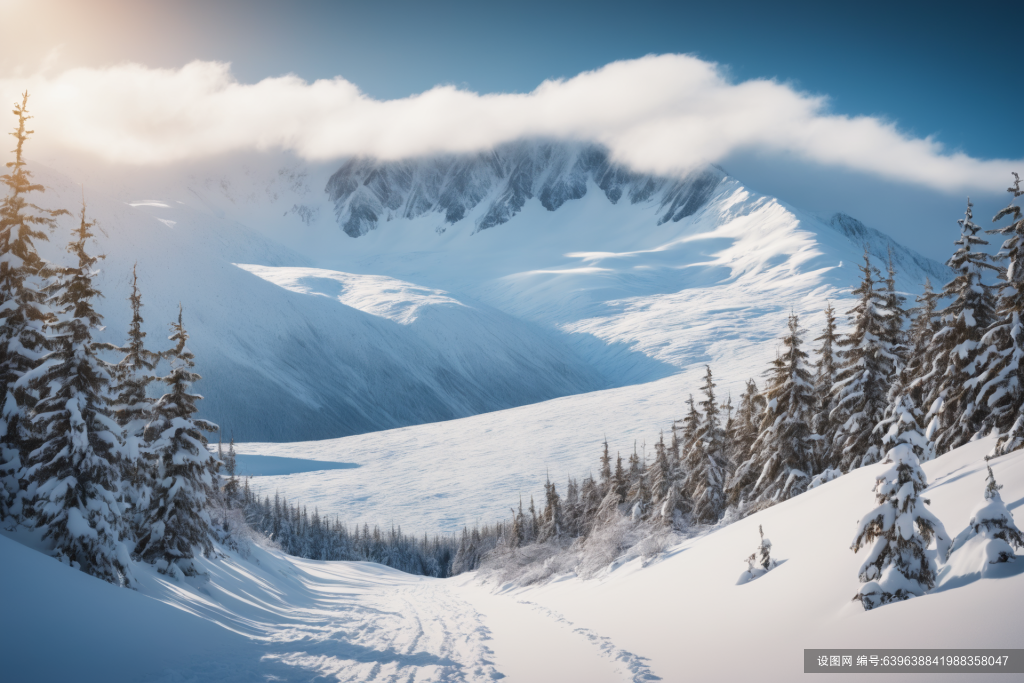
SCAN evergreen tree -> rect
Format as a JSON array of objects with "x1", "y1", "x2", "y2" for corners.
[
  {"x1": 0, "y1": 93, "x2": 66, "y2": 520},
  {"x1": 831, "y1": 251, "x2": 896, "y2": 471},
  {"x1": 683, "y1": 366, "x2": 727, "y2": 523},
  {"x1": 106, "y1": 264, "x2": 159, "y2": 531},
  {"x1": 720, "y1": 392, "x2": 736, "y2": 473},
  {"x1": 135, "y1": 306, "x2": 219, "y2": 576},
  {"x1": 851, "y1": 435, "x2": 949, "y2": 610},
  {"x1": 612, "y1": 453, "x2": 626, "y2": 503},
  {"x1": 882, "y1": 249, "x2": 910, "y2": 369},
  {"x1": 23, "y1": 202, "x2": 132, "y2": 585},
  {"x1": 906, "y1": 278, "x2": 941, "y2": 387},
  {"x1": 924, "y1": 199, "x2": 1000, "y2": 453},
  {"x1": 729, "y1": 313, "x2": 815, "y2": 509},
  {"x1": 946, "y1": 466, "x2": 1022, "y2": 565},
  {"x1": 538, "y1": 475, "x2": 562, "y2": 542},
  {"x1": 223, "y1": 437, "x2": 239, "y2": 506},
  {"x1": 730, "y1": 379, "x2": 764, "y2": 473},
  {"x1": 976, "y1": 174, "x2": 1024, "y2": 457},
  {"x1": 810, "y1": 303, "x2": 839, "y2": 473}
]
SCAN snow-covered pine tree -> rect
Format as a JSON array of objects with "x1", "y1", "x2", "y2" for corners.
[
  {"x1": 105, "y1": 264, "x2": 159, "y2": 532},
  {"x1": 906, "y1": 278, "x2": 941, "y2": 387},
  {"x1": 23, "y1": 201, "x2": 133, "y2": 585},
  {"x1": 612, "y1": 452, "x2": 626, "y2": 503},
  {"x1": 976, "y1": 174, "x2": 1024, "y2": 457},
  {"x1": 924, "y1": 199, "x2": 1000, "y2": 454},
  {"x1": 223, "y1": 437, "x2": 239, "y2": 507},
  {"x1": 537, "y1": 475, "x2": 562, "y2": 542},
  {"x1": 830, "y1": 251, "x2": 896, "y2": 471},
  {"x1": 810, "y1": 303, "x2": 839, "y2": 473},
  {"x1": 946, "y1": 466, "x2": 1023, "y2": 565},
  {"x1": 0, "y1": 93, "x2": 67, "y2": 520},
  {"x1": 728, "y1": 379, "x2": 764, "y2": 477},
  {"x1": 718, "y1": 392, "x2": 734, "y2": 471},
  {"x1": 882, "y1": 249, "x2": 910, "y2": 370},
  {"x1": 679, "y1": 396, "x2": 701, "y2": 455},
  {"x1": 647, "y1": 432, "x2": 671, "y2": 515},
  {"x1": 683, "y1": 365, "x2": 727, "y2": 524},
  {"x1": 851, "y1": 432, "x2": 949, "y2": 610},
  {"x1": 624, "y1": 443, "x2": 650, "y2": 521},
  {"x1": 728, "y1": 313, "x2": 815, "y2": 510},
  {"x1": 135, "y1": 306, "x2": 219, "y2": 577}
]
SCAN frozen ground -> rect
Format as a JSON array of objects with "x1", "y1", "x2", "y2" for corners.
[{"x1": 4, "y1": 437, "x2": 1022, "y2": 682}]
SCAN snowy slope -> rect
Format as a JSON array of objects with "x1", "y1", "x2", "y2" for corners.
[
  {"x1": 27, "y1": 165, "x2": 604, "y2": 442},
  {"x1": 4, "y1": 438, "x2": 1021, "y2": 682}
]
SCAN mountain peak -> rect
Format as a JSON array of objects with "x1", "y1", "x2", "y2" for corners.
[{"x1": 324, "y1": 141, "x2": 725, "y2": 237}]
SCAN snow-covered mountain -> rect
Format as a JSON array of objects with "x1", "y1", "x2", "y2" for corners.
[
  {"x1": 30, "y1": 141, "x2": 951, "y2": 442},
  {"x1": 324, "y1": 143, "x2": 724, "y2": 236}
]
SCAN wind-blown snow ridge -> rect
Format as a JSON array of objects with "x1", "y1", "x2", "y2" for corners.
[{"x1": 236, "y1": 264, "x2": 466, "y2": 325}]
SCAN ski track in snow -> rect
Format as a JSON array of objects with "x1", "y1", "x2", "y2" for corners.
[
  {"x1": 515, "y1": 600, "x2": 660, "y2": 682},
  {"x1": 260, "y1": 582, "x2": 504, "y2": 682}
]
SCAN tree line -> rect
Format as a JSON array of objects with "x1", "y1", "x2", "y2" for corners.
[
  {"x1": 468, "y1": 175, "x2": 1024, "y2": 594},
  {"x1": 0, "y1": 94, "x2": 220, "y2": 584}
]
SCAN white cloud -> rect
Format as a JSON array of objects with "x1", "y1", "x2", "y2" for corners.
[{"x1": 0, "y1": 54, "x2": 1017, "y2": 192}]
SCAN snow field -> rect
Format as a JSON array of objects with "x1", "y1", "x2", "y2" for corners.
[{"x1": 6, "y1": 436, "x2": 1020, "y2": 682}]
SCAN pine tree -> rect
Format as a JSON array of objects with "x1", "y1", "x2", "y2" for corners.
[
  {"x1": 720, "y1": 392, "x2": 736, "y2": 473},
  {"x1": 810, "y1": 303, "x2": 839, "y2": 473},
  {"x1": 924, "y1": 199, "x2": 1000, "y2": 453},
  {"x1": 223, "y1": 437, "x2": 239, "y2": 506},
  {"x1": 0, "y1": 93, "x2": 66, "y2": 520},
  {"x1": 831, "y1": 251, "x2": 896, "y2": 471},
  {"x1": 851, "y1": 435, "x2": 949, "y2": 610},
  {"x1": 882, "y1": 249, "x2": 910, "y2": 369},
  {"x1": 946, "y1": 466, "x2": 1023, "y2": 565},
  {"x1": 612, "y1": 453, "x2": 626, "y2": 503},
  {"x1": 906, "y1": 278, "x2": 941, "y2": 387},
  {"x1": 729, "y1": 313, "x2": 815, "y2": 509},
  {"x1": 598, "y1": 437, "x2": 612, "y2": 491},
  {"x1": 135, "y1": 306, "x2": 219, "y2": 576},
  {"x1": 105, "y1": 264, "x2": 159, "y2": 532},
  {"x1": 23, "y1": 201, "x2": 133, "y2": 585},
  {"x1": 729, "y1": 379, "x2": 764, "y2": 474},
  {"x1": 683, "y1": 366, "x2": 727, "y2": 524},
  {"x1": 976, "y1": 174, "x2": 1024, "y2": 457}
]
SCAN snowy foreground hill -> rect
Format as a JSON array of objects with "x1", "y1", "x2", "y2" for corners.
[
  {"x1": 3, "y1": 437, "x2": 1021, "y2": 682},
  {"x1": 31, "y1": 142, "x2": 947, "y2": 441}
]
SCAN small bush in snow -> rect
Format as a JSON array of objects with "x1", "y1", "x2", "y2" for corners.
[
  {"x1": 737, "y1": 525, "x2": 777, "y2": 585},
  {"x1": 946, "y1": 466, "x2": 1023, "y2": 569}
]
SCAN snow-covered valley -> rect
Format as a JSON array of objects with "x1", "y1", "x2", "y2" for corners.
[
  {"x1": 5, "y1": 438, "x2": 1021, "y2": 682},
  {"x1": 8, "y1": 138, "x2": 1018, "y2": 683}
]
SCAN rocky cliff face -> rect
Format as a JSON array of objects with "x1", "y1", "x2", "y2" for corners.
[{"x1": 325, "y1": 142, "x2": 724, "y2": 237}]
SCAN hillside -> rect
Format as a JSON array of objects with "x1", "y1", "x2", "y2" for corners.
[{"x1": 3, "y1": 437, "x2": 1020, "y2": 682}]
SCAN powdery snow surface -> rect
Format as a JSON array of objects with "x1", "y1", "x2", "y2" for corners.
[{"x1": 4, "y1": 437, "x2": 1022, "y2": 682}]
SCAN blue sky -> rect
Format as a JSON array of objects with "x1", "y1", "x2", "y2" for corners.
[
  {"x1": 1, "y1": 0, "x2": 1020, "y2": 262},
  {"x1": 22, "y1": 0, "x2": 1013, "y2": 158}
]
